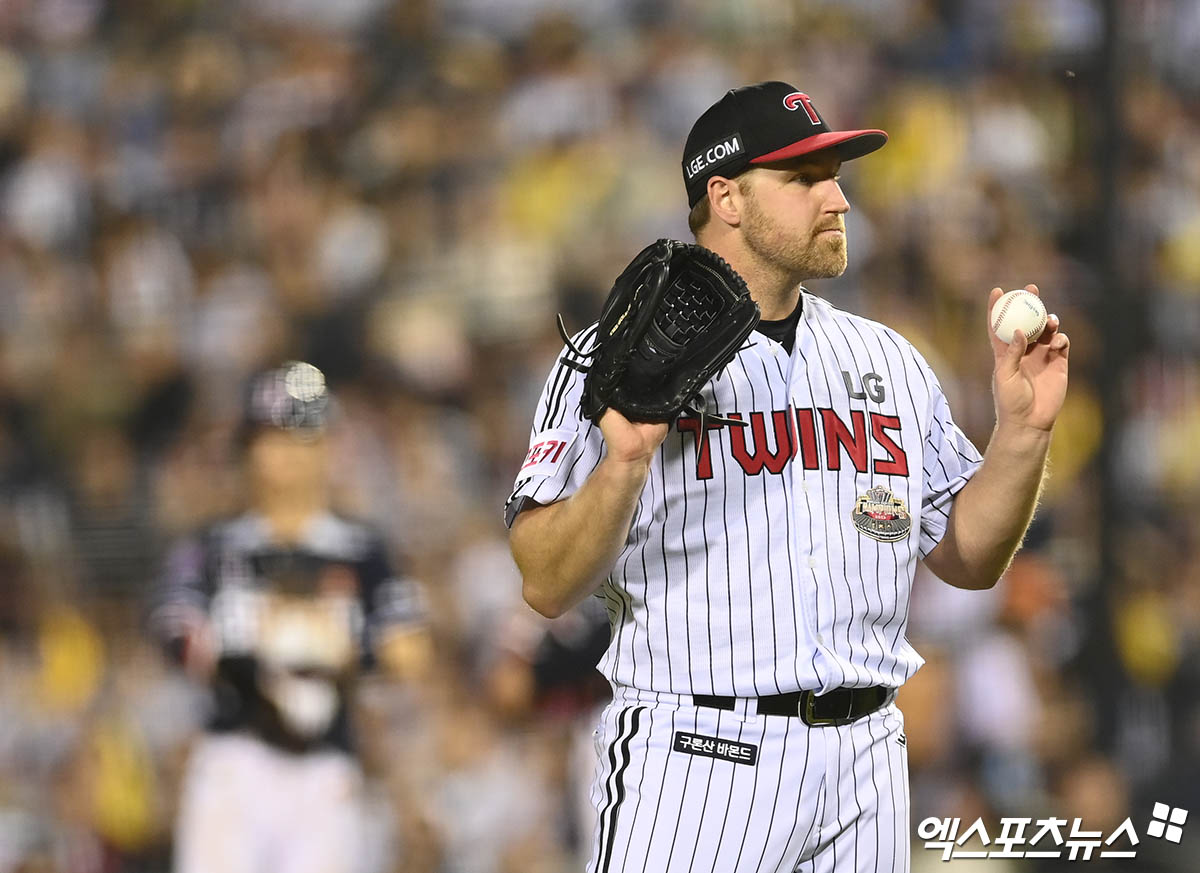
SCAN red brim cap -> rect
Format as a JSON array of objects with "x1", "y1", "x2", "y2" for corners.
[{"x1": 750, "y1": 129, "x2": 889, "y2": 165}]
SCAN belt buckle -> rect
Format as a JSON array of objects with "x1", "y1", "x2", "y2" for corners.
[
  {"x1": 800, "y1": 692, "x2": 834, "y2": 727},
  {"x1": 801, "y1": 690, "x2": 856, "y2": 727}
]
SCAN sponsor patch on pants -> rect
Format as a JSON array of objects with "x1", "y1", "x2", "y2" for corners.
[{"x1": 673, "y1": 731, "x2": 758, "y2": 766}]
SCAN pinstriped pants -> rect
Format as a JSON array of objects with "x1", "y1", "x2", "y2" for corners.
[{"x1": 586, "y1": 687, "x2": 910, "y2": 873}]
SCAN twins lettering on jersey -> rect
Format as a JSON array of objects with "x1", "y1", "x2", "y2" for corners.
[{"x1": 678, "y1": 405, "x2": 908, "y2": 480}]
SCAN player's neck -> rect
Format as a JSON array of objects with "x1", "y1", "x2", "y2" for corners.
[
  {"x1": 253, "y1": 489, "x2": 329, "y2": 545},
  {"x1": 743, "y1": 272, "x2": 802, "y2": 320}
]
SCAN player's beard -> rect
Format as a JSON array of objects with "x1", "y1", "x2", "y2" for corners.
[{"x1": 740, "y1": 184, "x2": 848, "y2": 281}]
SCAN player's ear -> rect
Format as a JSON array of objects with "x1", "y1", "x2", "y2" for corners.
[{"x1": 707, "y1": 175, "x2": 743, "y2": 228}]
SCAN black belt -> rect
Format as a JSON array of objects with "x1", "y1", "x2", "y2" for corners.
[{"x1": 692, "y1": 686, "x2": 890, "y2": 727}]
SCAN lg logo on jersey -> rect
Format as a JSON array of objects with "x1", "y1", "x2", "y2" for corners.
[
  {"x1": 678, "y1": 405, "x2": 909, "y2": 481},
  {"x1": 842, "y1": 370, "x2": 886, "y2": 403}
]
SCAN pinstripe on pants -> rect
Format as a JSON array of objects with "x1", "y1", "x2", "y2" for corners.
[{"x1": 586, "y1": 688, "x2": 909, "y2": 873}]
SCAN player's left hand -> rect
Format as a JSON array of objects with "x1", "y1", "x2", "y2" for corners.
[{"x1": 988, "y1": 284, "x2": 1069, "y2": 433}]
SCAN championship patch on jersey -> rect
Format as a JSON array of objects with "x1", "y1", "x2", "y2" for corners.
[
  {"x1": 851, "y1": 485, "x2": 912, "y2": 542},
  {"x1": 519, "y1": 427, "x2": 577, "y2": 479},
  {"x1": 673, "y1": 731, "x2": 758, "y2": 766}
]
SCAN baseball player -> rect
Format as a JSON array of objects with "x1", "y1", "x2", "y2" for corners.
[
  {"x1": 150, "y1": 361, "x2": 429, "y2": 873},
  {"x1": 506, "y1": 82, "x2": 1070, "y2": 872}
]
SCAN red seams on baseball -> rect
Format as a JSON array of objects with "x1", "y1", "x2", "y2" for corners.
[{"x1": 990, "y1": 290, "x2": 1047, "y2": 345}]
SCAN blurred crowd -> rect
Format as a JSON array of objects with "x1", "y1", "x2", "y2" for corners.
[{"x1": 1, "y1": 0, "x2": 1198, "y2": 870}]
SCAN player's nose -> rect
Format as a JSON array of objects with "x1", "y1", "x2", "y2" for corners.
[{"x1": 826, "y1": 180, "x2": 850, "y2": 214}]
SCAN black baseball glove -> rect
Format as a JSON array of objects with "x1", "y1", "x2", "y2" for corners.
[{"x1": 559, "y1": 239, "x2": 760, "y2": 430}]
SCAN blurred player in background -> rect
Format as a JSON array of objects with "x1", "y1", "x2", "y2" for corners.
[{"x1": 149, "y1": 361, "x2": 430, "y2": 873}]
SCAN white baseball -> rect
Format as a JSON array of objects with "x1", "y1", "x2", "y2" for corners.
[{"x1": 990, "y1": 289, "x2": 1047, "y2": 345}]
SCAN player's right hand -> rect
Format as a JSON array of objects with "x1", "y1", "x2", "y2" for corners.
[{"x1": 599, "y1": 408, "x2": 670, "y2": 466}]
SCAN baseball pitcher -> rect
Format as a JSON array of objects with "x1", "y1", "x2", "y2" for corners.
[{"x1": 506, "y1": 82, "x2": 1069, "y2": 872}]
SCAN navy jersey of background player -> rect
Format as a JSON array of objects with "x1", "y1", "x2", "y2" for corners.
[{"x1": 153, "y1": 510, "x2": 422, "y2": 753}]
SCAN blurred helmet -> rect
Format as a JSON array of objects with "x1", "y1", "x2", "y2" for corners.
[{"x1": 239, "y1": 361, "x2": 332, "y2": 443}]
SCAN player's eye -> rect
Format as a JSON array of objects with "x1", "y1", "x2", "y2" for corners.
[{"x1": 792, "y1": 172, "x2": 840, "y2": 185}]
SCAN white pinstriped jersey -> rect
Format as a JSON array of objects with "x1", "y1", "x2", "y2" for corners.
[{"x1": 507, "y1": 290, "x2": 982, "y2": 698}]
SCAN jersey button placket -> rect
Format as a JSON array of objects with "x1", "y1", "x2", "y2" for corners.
[{"x1": 785, "y1": 332, "x2": 827, "y2": 686}]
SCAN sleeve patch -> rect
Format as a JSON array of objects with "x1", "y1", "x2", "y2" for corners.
[{"x1": 519, "y1": 427, "x2": 578, "y2": 479}]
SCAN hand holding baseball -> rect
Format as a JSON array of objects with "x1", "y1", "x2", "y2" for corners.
[
  {"x1": 990, "y1": 290, "x2": 1047, "y2": 344},
  {"x1": 988, "y1": 284, "x2": 1069, "y2": 433}
]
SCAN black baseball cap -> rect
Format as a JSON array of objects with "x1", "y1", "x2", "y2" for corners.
[
  {"x1": 238, "y1": 361, "x2": 332, "y2": 445},
  {"x1": 683, "y1": 81, "x2": 888, "y2": 208}
]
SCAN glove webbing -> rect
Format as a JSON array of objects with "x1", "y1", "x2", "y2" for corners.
[{"x1": 556, "y1": 314, "x2": 751, "y2": 436}]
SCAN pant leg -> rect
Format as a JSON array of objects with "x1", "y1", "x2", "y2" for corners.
[
  {"x1": 803, "y1": 703, "x2": 910, "y2": 873},
  {"x1": 572, "y1": 702, "x2": 608, "y2": 869},
  {"x1": 585, "y1": 692, "x2": 829, "y2": 873},
  {"x1": 174, "y1": 734, "x2": 267, "y2": 873},
  {"x1": 274, "y1": 748, "x2": 366, "y2": 873},
  {"x1": 175, "y1": 733, "x2": 368, "y2": 873}
]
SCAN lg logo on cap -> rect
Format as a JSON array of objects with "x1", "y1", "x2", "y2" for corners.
[{"x1": 783, "y1": 92, "x2": 821, "y2": 125}]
